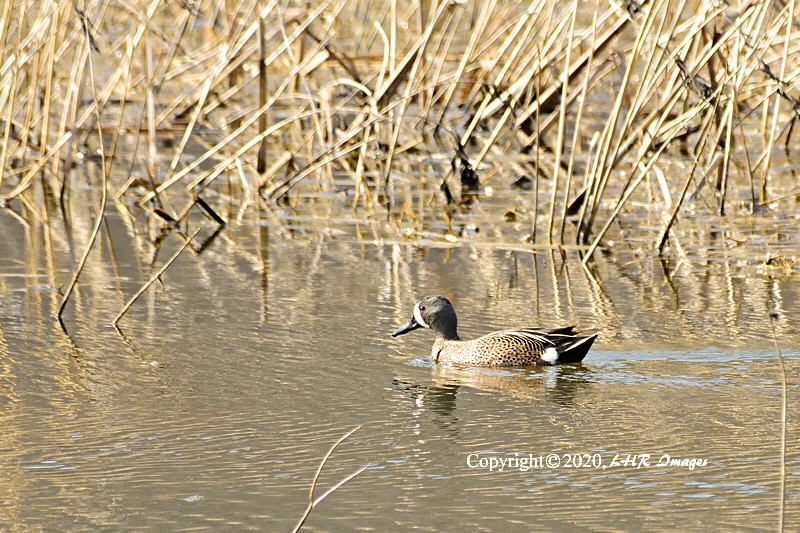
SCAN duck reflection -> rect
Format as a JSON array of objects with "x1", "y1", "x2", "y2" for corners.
[{"x1": 392, "y1": 362, "x2": 594, "y2": 422}]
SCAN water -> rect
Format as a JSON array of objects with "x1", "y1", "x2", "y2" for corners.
[{"x1": 1, "y1": 204, "x2": 798, "y2": 531}]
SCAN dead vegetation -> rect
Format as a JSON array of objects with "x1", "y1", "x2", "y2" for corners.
[{"x1": 1, "y1": 0, "x2": 800, "y2": 307}]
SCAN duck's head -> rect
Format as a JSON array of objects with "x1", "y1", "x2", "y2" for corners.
[{"x1": 392, "y1": 295, "x2": 459, "y2": 340}]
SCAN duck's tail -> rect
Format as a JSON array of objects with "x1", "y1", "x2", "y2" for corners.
[
  {"x1": 522, "y1": 326, "x2": 598, "y2": 364},
  {"x1": 553, "y1": 328, "x2": 598, "y2": 364}
]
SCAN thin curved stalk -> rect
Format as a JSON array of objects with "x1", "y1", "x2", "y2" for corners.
[
  {"x1": 112, "y1": 228, "x2": 201, "y2": 326},
  {"x1": 292, "y1": 426, "x2": 367, "y2": 533},
  {"x1": 57, "y1": 16, "x2": 106, "y2": 322}
]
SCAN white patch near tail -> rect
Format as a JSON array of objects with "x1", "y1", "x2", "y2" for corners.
[
  {"x1": 542, "y1": 346, "x2": 559, "y2": 364},
  {"x1": 413, "y1": 303, "x2": 429, "y2": 328}
]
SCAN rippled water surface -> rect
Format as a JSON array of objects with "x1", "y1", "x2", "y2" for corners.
[{"x1": 1, "y1": 208, "x2": 799, "y2": 532}]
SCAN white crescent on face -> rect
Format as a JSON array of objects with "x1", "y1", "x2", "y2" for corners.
[{"x1": 413, "y1": 302, "x2": 429, "y2": 328}]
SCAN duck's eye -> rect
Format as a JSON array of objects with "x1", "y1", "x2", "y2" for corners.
[{"x1": 419, "y1": 305, "x2": 425, "y2": 311}]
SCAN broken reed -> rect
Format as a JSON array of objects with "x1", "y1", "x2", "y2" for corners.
[{"x1": 1, "y1": 0, "x2": 799, "y2": 264}]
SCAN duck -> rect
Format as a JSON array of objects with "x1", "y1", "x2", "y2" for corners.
[{"x1": 392, "y1": 295, "x2": 597, "y2": 366}]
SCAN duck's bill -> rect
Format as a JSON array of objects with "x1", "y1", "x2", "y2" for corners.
[{"x1": 392, "y1": 316, "x2": 422, "y2": 337}]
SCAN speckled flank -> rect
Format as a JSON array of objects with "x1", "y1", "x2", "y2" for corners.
[
  {"x1": 432, "y1": 328, "x2": 595, "y2": 366},
  {"x1": 394, "y1": 295, "x2": 598, "y2": 367}
]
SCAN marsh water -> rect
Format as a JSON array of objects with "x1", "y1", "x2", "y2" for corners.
[{"x1": 1, "y1": 187, "x2": 799, "y2": 532}]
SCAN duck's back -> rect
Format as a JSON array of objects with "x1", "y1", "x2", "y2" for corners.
[{"x1": 433, "y1": 327, "x2": 597, "y2": 367}]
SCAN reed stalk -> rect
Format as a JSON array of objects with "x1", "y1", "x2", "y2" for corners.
[
  {"x1": 0, "y1": 0, "x2": 798, "y2": 264},
  {"x1": 57, "y1": 11, "x2": 106, "y2": 322},
  {"x1": 112, "y1": 227, "x2": 201, "y2": 326},
  {"x1": 292, "y1": 426, "x2": 368, "y2": 533}
]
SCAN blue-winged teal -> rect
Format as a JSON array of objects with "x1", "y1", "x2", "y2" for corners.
[{"x1": 392, "y1": 295, "x2": 598, "y2": 367}]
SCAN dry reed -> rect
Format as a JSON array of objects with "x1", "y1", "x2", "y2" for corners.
[
  {"x1": 1, "y1": 0, "x2": 800, "y2": 310},
  {"x1": 292, "y1": 425, "x2": 368, "y2": 532}
]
